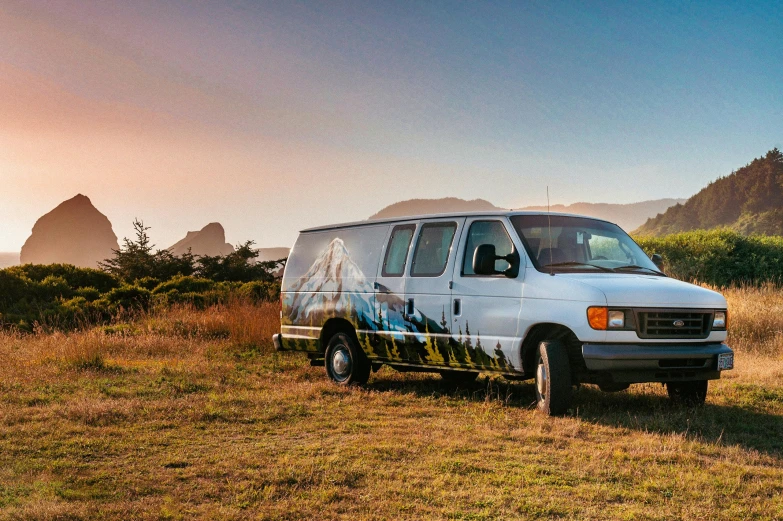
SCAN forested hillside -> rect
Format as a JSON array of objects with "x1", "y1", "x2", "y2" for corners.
[{"x1": 636, "y1": 148, "x2": 783, "y2": 235}]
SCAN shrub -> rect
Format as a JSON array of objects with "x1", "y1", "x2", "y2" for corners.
[
  {"x1": 37, "y1": 275, "x2": 74, "y2": 301},
  {"x1": 105, "y1": 285, "x2": 152, "y2": 311},
  {"x1": 152, "y1": 275, "x2": 215, "y2": 295},
  {"x1": 76, "y1": 287, "x2": 102, "y2": 302},
  {"x1": 0, "y1": 270, "x2": 32, "y2": 307},
  {"x1": 135, "y1": 277, "x2": 161, "y2": 291},
  {"x1": 635, "y1": 229, "x2": 783, "y2": 287},
  {"x1": 5, "y1": 264, "x2": 119, "y2": 292},
  {"x1": 238, "y1": 280, "x2": 281, "y2": 303}
]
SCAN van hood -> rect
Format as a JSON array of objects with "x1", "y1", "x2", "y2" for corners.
[{"x1": 556, "y1": 273, "x2": 726, "y2": 308}]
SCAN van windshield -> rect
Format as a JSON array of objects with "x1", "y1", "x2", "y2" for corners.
[{"x1": 509, "y1": 215, "x2": 663, "y2": 275}]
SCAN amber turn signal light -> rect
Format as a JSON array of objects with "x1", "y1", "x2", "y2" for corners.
[{"x1": 587, "y1": 306, "x2": 608, "y2": 330}]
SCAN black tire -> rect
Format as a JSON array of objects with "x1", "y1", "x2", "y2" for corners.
[
  {"x1": 534, "y1": 340, "x2": 572, "y2": 415},
  {"x1": 440, "y1": 370, "x2": 479, "y2": 385},
  {"x1": 324, "y1": 333, "x2": 370, "y2": 385},
  {"x1": 667, "y1": 380, "x2": 708, "y2": 406}
]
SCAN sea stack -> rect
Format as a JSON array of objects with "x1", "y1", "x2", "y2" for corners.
[
  {"x1": 168, "y1": 223, "x2": 234, "y2": 257},
  {"x1": 20, "y1": 194, "x2": 120, "y2": 268}
]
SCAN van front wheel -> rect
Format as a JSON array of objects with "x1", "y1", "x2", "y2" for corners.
[
  {"x1": 534, "y1": 340, "x2": 572, "y2": 416},
  {"x1": 325, "y1": 333, "x2": 370, "y2": 385}
]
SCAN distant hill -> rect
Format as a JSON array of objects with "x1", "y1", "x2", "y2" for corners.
[
  {"x1": 635, "y1": 148, "x2": 783, "y2": 236},
  {"x1": 0, "y1": 253, "x2": 19, "y2": 269},
  {"x1": 370, "y1": 198, "x2": 502, "y2": 219},
  {"x1": 20, "y1": 194, "x2": 119, "y2": 268},
  {"x1": 519, "y1": 199, "x2": 686, "y2": 232},
  {"x1": 369, "y1": 196, "x2": 684, "y2": 231},
  {"x1": 168, "y1": 223, "x2": 234, "y2": 257}
]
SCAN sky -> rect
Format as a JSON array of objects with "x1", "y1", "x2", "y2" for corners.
[{"x1": 1, "y1": 0, "x2": 781, "y2": 252}]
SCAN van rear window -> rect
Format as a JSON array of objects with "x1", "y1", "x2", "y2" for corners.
[
  {"x1": 411, "y1": 222, "x2": 457, "y2": 277},
  {"x1": 382, "y1": 225, "x2": 415, "y2": 276}
]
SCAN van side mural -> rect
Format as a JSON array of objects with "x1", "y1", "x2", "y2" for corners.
[{"x1": 282, "y1": 238, "x2": 515, "y2": 372}]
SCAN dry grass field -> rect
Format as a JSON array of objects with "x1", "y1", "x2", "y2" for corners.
[{"x1": 1, "y1": 290, "x2": 783, "y2": 520}]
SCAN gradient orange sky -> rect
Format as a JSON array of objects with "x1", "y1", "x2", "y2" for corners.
[{"x1": 2, "y1": 1, "x2": 781, "y2": 251}]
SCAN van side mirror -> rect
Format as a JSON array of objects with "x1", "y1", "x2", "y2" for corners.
[
  {"x1": 651, "y1": 253, "x2": 665, "y2": 273},
  {"x1": 473, "y1": 244, "x2": 497, "y2": 275},
  {"x1": 473, "y1": 244, "x2": 521, "y2": 278}
]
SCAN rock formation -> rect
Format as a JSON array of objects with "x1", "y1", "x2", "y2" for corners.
[
  {"x1": 20, "y1": 194, "x2": 119, "y2": 268},
  {"x1": 168, "y1": 222, "x2": 234, "y2": 257}
]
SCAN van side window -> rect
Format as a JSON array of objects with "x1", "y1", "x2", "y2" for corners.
[
  {"x1": 382, "y1": 225, "x2": 415, "y2": 277},
  {"x1": 462, "y1": 220, "x2": 513, "y2": 276},
  {"x1": 411, "y1": 222, "x2": 457, "y2": 277}
]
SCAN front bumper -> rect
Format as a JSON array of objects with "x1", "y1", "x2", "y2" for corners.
[{"x1": 581, "y1": 342, "x2": 733, "y2": 383}]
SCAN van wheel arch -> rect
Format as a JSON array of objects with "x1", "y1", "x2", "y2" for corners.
[
  {"x1": 319, "y1": 318, "x2": 360, "y2": 355},
  {"x1": 520, "y1": 323, "x2": 584, "y2": 380}
]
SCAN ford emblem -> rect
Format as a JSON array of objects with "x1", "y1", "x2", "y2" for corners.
[{"x1": 673, "y1": 320, "x2": 685, "y2": 327}]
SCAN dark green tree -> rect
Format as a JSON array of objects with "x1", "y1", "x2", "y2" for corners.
[
  {"x1": 99, "y1": 219, "x2": 195, "y2": 282},
  {"x1": 196, "y1": 241, "x2": 285, "y2": 282}
]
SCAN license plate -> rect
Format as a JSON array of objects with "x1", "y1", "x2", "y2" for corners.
[{"x1": 718, "y1": 353, "x2": 734, "y2": 370}]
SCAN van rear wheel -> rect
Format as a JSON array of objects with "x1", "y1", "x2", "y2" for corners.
[
  {"x1": 325, "y1": 333, "x2": 370, "y2": 385},
  {"x1": 534, "y1": 340, "x2": 572, "y2": 416},
  {"x1": 666, "y1": 380, "x2": 708, "y2": 406}
]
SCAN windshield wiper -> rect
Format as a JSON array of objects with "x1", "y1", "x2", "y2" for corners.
[
  {"x1": 612, "y1": 265, "x2": 666, "y2": 276},
  {"x1": 541, "y1": 261, "x2": 614, "y2": 272}
]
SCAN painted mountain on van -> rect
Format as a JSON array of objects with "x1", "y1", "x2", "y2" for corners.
[
  {"x1": 283, "y1": 238, "x2": 512, "y2": 371},
  {"x1": 20, "y1": 194, "x2": 119, "y2": 268},
  {"x1": 286, "y1": 238, "x2": 376, "y2": 328}
]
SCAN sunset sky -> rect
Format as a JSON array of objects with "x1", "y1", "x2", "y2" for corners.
[{"x1": 1, "y1": 1, "x2": 781, "y2": 252}]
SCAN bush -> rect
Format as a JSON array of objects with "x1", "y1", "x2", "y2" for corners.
[
  {"x1": 238, "y1": 280, "x2": 281, "y2": 303},
  {"x1": 0, "y1": 270, "x2": 33, "y2": 307},
  {"x1": 37, "y1": 275, "x2": 74, "y2": 301},
  {"x1": 134, "y1": 277, "x2": 161, "y2": 291},
  {"x1": 76, "y1": 287, "x2": 102, "y2": 302},
  {"x1": 152, "y1": 275, "x2": 215, "y2": 295},
  {"x1": 105, "y1": 285, "x2": 152, "y2": 311},
  {"x1": 635, "y1": 229, "x2": 783, "y2": 287},
  {"x1": 5, "y1": 264, "x2": 119, "y2": 293}
]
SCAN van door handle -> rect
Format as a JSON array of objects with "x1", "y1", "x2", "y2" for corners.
[
  {"x1": 406, "y1": 298, "x2": 415, "y2": 316},
  {"x1": 453, "y1": 298, "x2": 461, "y2": 316}
]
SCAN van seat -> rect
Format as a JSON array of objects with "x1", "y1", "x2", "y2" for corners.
[{"x1": 538, "y1": 248, "x2": 565, "y2": 266}]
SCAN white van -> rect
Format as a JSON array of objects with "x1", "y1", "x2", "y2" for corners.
[{"x1": 273, "y1": 211, "x2": 733, "y2": 415}]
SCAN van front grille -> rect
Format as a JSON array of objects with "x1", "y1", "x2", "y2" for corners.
[{"x1": 636, "y1": 310, "x2": 712, "y2": 339}]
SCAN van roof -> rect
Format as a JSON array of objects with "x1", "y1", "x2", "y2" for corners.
[{"x1": 300, "y1": 211, "x2": 617, "y2": 233}]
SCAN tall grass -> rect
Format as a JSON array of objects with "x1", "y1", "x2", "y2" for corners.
[
  {"x1": 140, "y1": 298, "x2": 280, "y2": 352},
  {"x1": 723, "y1": 283, "x2": 783, "y2": 356},
  {"x1": 1, "y1": 288, "x2": 783, "y2": 519}
]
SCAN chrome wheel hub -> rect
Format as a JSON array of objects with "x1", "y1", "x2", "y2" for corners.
[
  {"x1": 332, "y1": 347, "x2": 351, "y2": 378},
  {"x1": 536, "y1": 359, "x2": 547, "y2": 399}
]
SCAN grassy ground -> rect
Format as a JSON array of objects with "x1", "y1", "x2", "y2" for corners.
[{"x1": 1, "y1": 293, "x2": 783, "y2": 520}]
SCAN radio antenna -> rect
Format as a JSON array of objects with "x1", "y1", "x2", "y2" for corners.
[{"x1": 547, "y1": 186, "x2": 554, "y2": 276}]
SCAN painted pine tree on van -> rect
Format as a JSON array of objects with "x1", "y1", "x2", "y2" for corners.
[{"x1": 282, "y1": 238, "x2": 513, "y2": 372}]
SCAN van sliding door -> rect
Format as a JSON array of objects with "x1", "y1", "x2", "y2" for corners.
[{"x1": 400, "y1": 218, "x2": 465, "y2": 366}]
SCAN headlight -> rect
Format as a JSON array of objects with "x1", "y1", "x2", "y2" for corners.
[
  {"x1": 588, "y1": 308, "x2": 627, "y2": 330},
  {"x1": 608, "y1": 310, "x2": 625, "y2": 328},
  {"x1": 713, "y1": 311, "x2": 727, "y2": 329}
]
